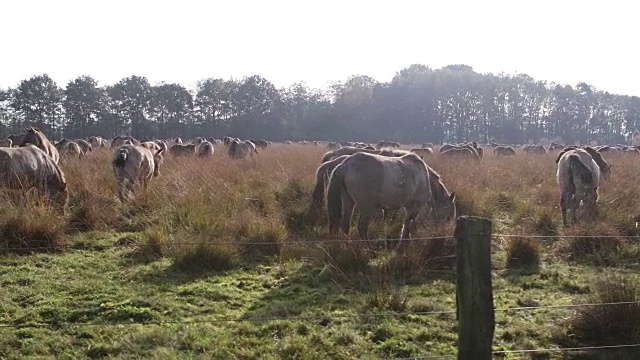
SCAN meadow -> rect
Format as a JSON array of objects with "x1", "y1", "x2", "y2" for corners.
[{"x1": 1, "y1": 143, "x2": 640, "y2": 359}]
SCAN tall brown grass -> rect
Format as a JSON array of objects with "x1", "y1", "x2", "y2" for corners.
[{"x1": 3, "y1": 144, "x2": 640, "y2": 275}]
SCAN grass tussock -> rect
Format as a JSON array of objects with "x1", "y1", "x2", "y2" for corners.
[
  {"x1": 559, "y1": 225, "x2": 623, "y2": 265},
  {"x1": 560, "y1": 273, "x2": 640, "y2": 348},
  {"x1": 0, "y1": 208, "x2": 67, "y2": 254},
  {"x1": 505, "y1": 237, "x2": 541, "y2": 273}
]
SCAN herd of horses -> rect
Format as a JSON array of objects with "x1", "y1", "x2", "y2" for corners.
[{"x1": 0, "y1": 128, "x2": 624, "y2": 239}]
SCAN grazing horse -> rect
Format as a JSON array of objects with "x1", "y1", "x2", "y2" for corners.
[
  {"x1": 197, "y1": 141, "x2": 215, "y2": 158},
  {"x1": 250, "y1": 139, "x2": 269, "y2": 149},
  {"x1": 19, "y1": 128, "x2": 60, "y2": 164},
  {"x1": 112, "y1": 144, "x2": 164, "y2": 202},
  {"x1": 55, "y1": 139, "x2": 84, "y2": 158},
  {"x1": 89, "y1": 136, "x2": 105, "y2": 149},
  {"x1": 0, "y1": 145, "x2": 68, "y2": 211},
  {"x1": 375, "y1": 140, "x2": 401, "y2": 149},
  {"x1": 493, "y1": 146, "x2": 516, "y2": 156},
  {"x1": 140, "y1": 141, "x2": 162, "y2": 152},
  {"x1": 309, "y1": 155, "x2": 351, "y2": 221},
  {"x1": 74, "y1": 139, "x2": 92, "y2": 154},
  {"x1": 327, "y1": 152, "x2": 446, "y2": 240},
  {"x1": 327, "y1": 142, "x2": 341, "y2": 150},
  {"x1": 581, "y1": 146, "x2": 612, "y2": 181},
  {"x1": 228, "y1": 139, "x2": 257, "y2": 159},
  {"x1": 321, "y1": 146, "x2": 379, "y2": 163},
  {"x1": 155, "y1": 140, "x2": 168, "y2": 153},
  {"x1": 555, "y1": 148, "x2": 604, "y2": 226},
  {"x1": 111, "y1": 135, "x2": 140, "y2": 149},
  {"x1": 441, "y1": 147, "x2": 481, "y2": 162},
  {"x1": 523, "y1": 145, "x2": 547, "y2": 155},
  {"x1": 425, "y1": 166, "x2": 457, "y2": 222},
  {"x1": 169, "y1": 143, "x2": 196, "y2": 156}
]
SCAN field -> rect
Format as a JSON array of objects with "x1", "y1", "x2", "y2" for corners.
[{"x1": 2, "y1": 143, "x2": 640, "y2": 359}]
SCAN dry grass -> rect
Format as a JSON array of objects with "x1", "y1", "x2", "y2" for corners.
[
  {"x1": 4, "y1": 143, "x2": 640, "y2": 357},
  {"x1": 6, "y1": 144, "x2": 640, "y2": 268}
]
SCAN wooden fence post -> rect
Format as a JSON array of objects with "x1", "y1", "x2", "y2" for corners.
[{"x1": 455, "y1": 216, "x2": 494, "y2": 360}]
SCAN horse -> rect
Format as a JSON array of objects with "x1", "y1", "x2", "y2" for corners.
[
  {"x1": 197, "y1": 141, "x2": 215, "y2": 158},
  {"x1": 321, "y1": 146, "x2": 379, "y2": 163},
  {"x1": 493, "y1": 146, "x2": 516, "y2": 156},
  {"x1": 169, "y1": 143, "x2": 196, "y2": 156},
  {"x1": 327, "y1": 142, "x2": 341, "y2": 150},
  {"x1": 0, "y1": 139, "x2": 12, "y2": 147},
  {"x1": 228, "y1": 139, "x2": 257, "y2": 159},
  {"x1": 140, "y1": 141, "x2": 162, "y2": 152},
  {"x1": 309, "y1": 155, "x2": 351, "y2": 222},
  {"x1": 523, "y1": 145, "x2": 547, "y2": 155},
  {"x1": 555, "y1": 148, "x2": 603, "y2": 226},
  {"x1": 0, "y1": 145, "x2": 68, "y2": 211},
  {"x1": 425, "y1": 166, "x2": 457, "y2": 223},
  {"x1": 581, "y1": 146, "x2": 612, "y2": 180},
  {"x1": 89, "y1": 136, "x2": 105, "y2": 149},
  {"x1": 441, "y1": 147, "x2": 481, "y2": 161},
  {"x1": 112, "y1": 144, "x2": 164, "y2": 202},
  {"x1": 327, "y1": 152, "x2": 452, "y2": 240},
  {"x1": 375, "y1": 140, "x2": 401, "y2": 149},
  {"x1": 155, "y1": 140, "x2": 168, "y2": 153},
  {"x1": 55, "y1": 139, "x2": 84, "y2": 158},
  {"x1": 250, "y1": 139, "x2": 269, "y2": 149},
  {"x1": 74, "y1": 139, "x2": 92, "y2": 154},
  {"x1": 19, "y1": 128, "x2": 60, "y2": 164},
  {"x1": 110, "y1": 135, "x2": 140, "y2": 149}
]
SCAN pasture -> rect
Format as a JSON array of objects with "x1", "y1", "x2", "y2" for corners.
[{"x1": 1, "y1": 143, "x2": 640, "y2": 359}]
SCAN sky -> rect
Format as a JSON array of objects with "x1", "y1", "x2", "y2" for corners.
[{"x1": 2, "y1": 0, "x2": 638, "y2": 95}]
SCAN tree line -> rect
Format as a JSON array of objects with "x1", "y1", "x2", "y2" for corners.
[{"x1": 1, "y1": 64, "x2": 639, "y2": 145}]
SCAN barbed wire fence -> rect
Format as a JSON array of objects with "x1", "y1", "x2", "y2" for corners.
[{"x1": 2, "y1": 218, "x2": 640, "y2": 359}]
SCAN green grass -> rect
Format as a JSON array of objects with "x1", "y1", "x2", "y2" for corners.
[{"x1": 1, "y1": 144, "x2": 640, "y2": 359}]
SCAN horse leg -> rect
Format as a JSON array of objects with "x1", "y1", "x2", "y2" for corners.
[
  {"x1": 560, "y1": 192, "x2": 571, "y2": 226},
  {"x1": 341, "y1": 195, "x2": 355, "y2": 236},
  {"x1": 357, "y1": 209, "x2": 375, "y2": 240},
  {"x1": 401, "y1": 207, "x2": 420, "y2": 240}
]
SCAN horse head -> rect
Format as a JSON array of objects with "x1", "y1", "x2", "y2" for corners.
[{"x1": 153, "y1": 148, "x2": 165, "y2": 176}]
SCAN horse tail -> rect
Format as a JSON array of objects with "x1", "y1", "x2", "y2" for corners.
[
  {"x1": 113, "y1": 149, "x2": 128, "y2": 168},
  {"x1": 568, "y1": 154, "x2": 593, "y2": 184},
  {"x1": 310, "y1": 164, "x2": 329, "y2": 216},
  {"x1": 326, "y1": 163, "x2": 347, "y2": 235}
]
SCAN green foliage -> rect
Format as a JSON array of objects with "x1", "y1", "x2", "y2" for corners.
[{"x1": 1, "y1": 65, "x2": 636, "y2": 144}]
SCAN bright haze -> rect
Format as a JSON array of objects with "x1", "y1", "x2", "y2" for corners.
[{"x1": 2, "y1": 0, "x2": 638, "y2": 95}]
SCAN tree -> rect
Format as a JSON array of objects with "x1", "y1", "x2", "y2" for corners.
[
  {"x1": 11, "y1": 74, "x2": 63, "y2": 137},
  {"x1": 194, "y1": 78, "x2": 235, "y2": 136},
  {"x1": 106, "y1": 76, "x2": 153, "y2": 138},
  {"x1": 63, "y1": 75, "x2": 107, "y2": 139},
  {"x1": 150, "y1": 82, "x2": 193, "y2": 139}
]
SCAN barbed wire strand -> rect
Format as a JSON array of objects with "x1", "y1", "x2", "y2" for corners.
[
  {"x1": 3, "y1": 300, "x2": 640, "y2": 329},
  {"x1": 399, "y1": 343, "x2": 640, "y2": 360},
  {"x1": 3, "y1": 231, "x2": 639, "y2": 253},
  {"x1": 493, "y1": 233, "x2": 640, "y2": 239},
  {"x1": 0, "y1": 235, "x2": 455, "y2": 252}
]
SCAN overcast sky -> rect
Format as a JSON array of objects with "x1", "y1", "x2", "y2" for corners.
[{"x1": 2, "y1": 0, "x2": 636, "y2": 95}]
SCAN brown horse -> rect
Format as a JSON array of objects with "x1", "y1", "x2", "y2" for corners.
[
  {"x1": 20, "y1": 128, "x2": 60, "y2": 164},
  {"x1": 0, "y1": 145, "x2": 68, "y2": 211},
  {"x1": 112, "y1": 144, "x2": 165, "y2": 202},
  {"x1": 169, "y1": 143, "x2": 197, "y2": 156},
  {"x1": 327, "y1": 152, "x2": 455, "y2": 239}
]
